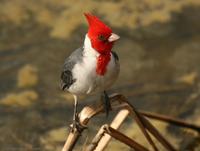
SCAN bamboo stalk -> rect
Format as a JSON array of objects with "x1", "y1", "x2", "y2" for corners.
[
  {"x1": 61, "y1": 94, "x2": 127, "y2": 151},
  {"x1": 86, "y1": 125, "x2": 106, "y2": 151},
  {"x1": 62, "y1": 106, "x2": 102, "y2": 151},
  {"x1": 62, "y1": 93, "x2": 200, "y2": 151},
  {"x1": 62, "y1": 129, "x2": 82, "y2": 151},
  {"x1": 94, "y1": 109, "x2": 129, "y2": 151}
]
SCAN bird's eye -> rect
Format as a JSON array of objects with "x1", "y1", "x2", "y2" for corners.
[{"x1": 98, "y1": 35, "x2": 106, "y2": 41}]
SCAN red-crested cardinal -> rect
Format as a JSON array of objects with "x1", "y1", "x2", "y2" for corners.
[{"x1": 61, "y1": 13, "x2": 120, "y2": 130}]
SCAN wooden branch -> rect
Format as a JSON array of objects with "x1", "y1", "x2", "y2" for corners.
[
  {"x1": 86, "y1": 125, "x2": 106, "y2": 151},
  {"x1": 104, "y1": 125, "x2": 149, "y2": 151},
  {"x1": 128, "y1": 106, "x2": 158, "y2": 151},
  {"x1": 116, "y1": 95, "x2": 159, "y2": 151},
  {"x1": 61, "y1": 93, "x2": 200, "y2": 151},
  {"x1": 138, "y1": 112, "x2": 176, "y2": 151},
  {"x1": 87, "y1": 94, "x2": 175, "y2": 151},
  {"x1": 62, "y1": 106, "x2": 101, "y2": 151},
  {"x1": 62, "y1": 94, "x2": 127, "y2": 151},
  {"x1": 93, "y1": 109, "x2": 129, "y2": 151},
  {"x1": 139, "y1": 111, "x2": 200, "y2": 132},
  {"x1": 87, "y1": 124, "x2": 149, "y2": 151},
  {"x1": 122, "y1": 97, "x2": 176, "y2": 151}
]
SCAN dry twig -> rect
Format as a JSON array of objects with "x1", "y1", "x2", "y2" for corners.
[
  {"x1": 61, "y1": 93, "x2": 200, "y2": 151},
  {"x1": 140, "y1": 111, "x2": 200, "y2": 132},
  {"x1": 92, "y1": 109, "x2": 130, "y2": 151}
]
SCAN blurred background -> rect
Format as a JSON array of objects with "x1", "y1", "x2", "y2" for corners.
[{"x1": 0, "y1": 0, "x2": 200, "y2": 150}]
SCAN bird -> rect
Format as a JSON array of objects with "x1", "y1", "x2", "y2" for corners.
[{"x1": 60, "y1": 13, "x2": 120, "y2": 130}]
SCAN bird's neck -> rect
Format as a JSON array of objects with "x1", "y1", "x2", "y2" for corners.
[
  {"x1": 83, "y1": 34, "x2": 99, "y2": 57},
  {"x1": 83, "y1": 34, "x2": 111, "y2": 76}
]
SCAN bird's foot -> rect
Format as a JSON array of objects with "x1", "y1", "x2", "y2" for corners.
[
  {"x1": 70, "y1": 113, "x2": 87, "y2": 133},
  {"x1": 102, "y1": 91, "x2": 111, "y2": 117}
]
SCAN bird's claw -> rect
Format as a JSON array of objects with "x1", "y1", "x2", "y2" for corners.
[
  {"x1": 102, "y1": 91, "x2": 111, "y2": 117},
  {"x1": 70, "y1": 113, "x2": 87, "y2": 133}
]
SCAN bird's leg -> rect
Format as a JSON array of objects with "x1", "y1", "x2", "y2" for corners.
[
  {"x1": 71, "y1": 95, "x2": 86, "y2": 132},
  {"x1": 101, "y1": 91, "x2": 111, "y2": 117},
  {"x1": 72, "y1": 95, "x2": 79, "y2": 131},
  {"x1": 73, "y1": 95, "x2": 78, "y2": 121}
]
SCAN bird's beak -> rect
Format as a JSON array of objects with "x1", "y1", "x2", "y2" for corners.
[{"x1": 108, "y1": 33, "x2": 120, "y2": 42}]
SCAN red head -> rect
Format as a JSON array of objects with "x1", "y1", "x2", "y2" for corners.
[{"x1": 84, "y1": 13, "x2": 119, "y2": 54}]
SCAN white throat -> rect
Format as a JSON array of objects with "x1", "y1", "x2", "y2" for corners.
[{"x1": 83, "y1": 34, "x2": 99, "y2": 57}]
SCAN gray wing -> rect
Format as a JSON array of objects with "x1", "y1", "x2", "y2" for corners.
[
  {"x1": 111, "y1": 51, "x2": 119, "y2": 61},
  {"x1": 60, "y1": 47, "x2": 83, "y2": 90}
]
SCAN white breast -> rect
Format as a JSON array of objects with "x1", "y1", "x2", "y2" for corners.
[{"x1": 68, "y1": 35, "x2": 119, "y2": 95}]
